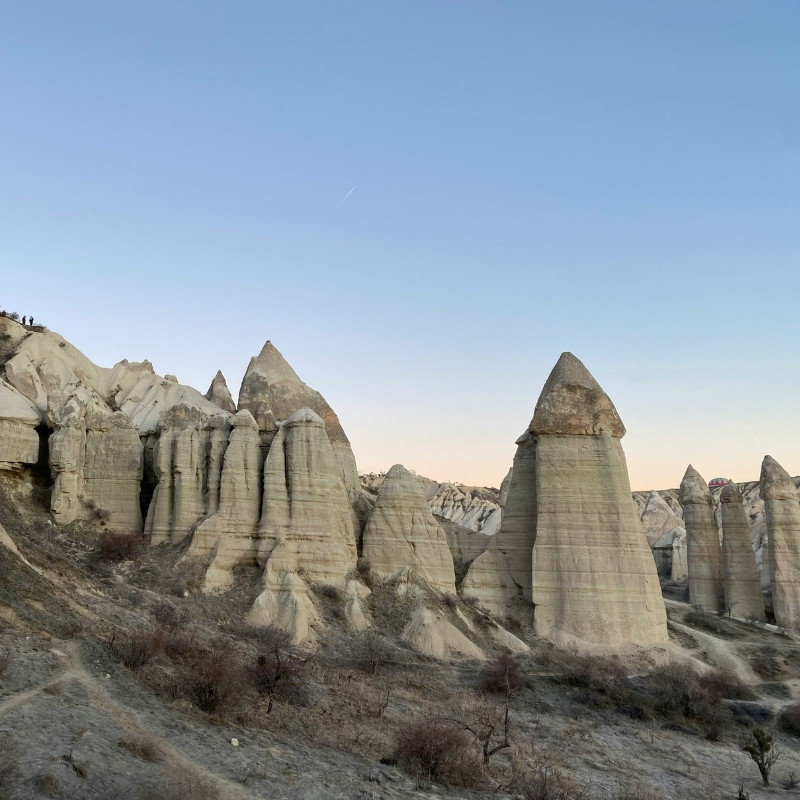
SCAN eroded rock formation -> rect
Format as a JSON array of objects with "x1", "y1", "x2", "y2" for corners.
[
  {"x1": 760, "y1": 456, "x2": 800, "y2": 630},
  {"x1": 205, "y1": 370, "x2": 236, "y2": 414},
  {"x1": 530, "y1": 354, "x2": 666, "y2": 647},
  {"x1": 464, "y1": 353, "x2": 667, "y2": 648},
  {"x1": 362, "y1": 464, "x2": 456, "y2": 593},
  {"x1": 720, "y1": 482, "x2": 765, "y2": 621},
  {"x1": 679, "y1": 466, "x2": 723, "y2": 613}
]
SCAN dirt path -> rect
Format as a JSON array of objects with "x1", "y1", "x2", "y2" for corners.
[{"x1": 1, "y1": 639, "x2": 257, "y2": 800}]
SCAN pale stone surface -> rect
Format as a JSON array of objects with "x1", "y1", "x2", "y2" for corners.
[
  {"x1": 187, "y1": 410, "x2": 263, "y2": 591},
  {"x1": 467, "y1": 353, "x2": 666, "y2": 648},
  {"x1": 0, "y1": 380, "x2": 42, "y2": 469},
  {"x1": 720, "y1": 482, "x2": 765, "y2": 621},
  {"x1": 671, "y1": 528, "x2": 688, "y2": 581},
  {"x1": 362, "y1": 464, "x2": 456, "y2": 593},
  {"x1": 529, "y1": 352, "x2": 626, "y2": 438},
  {"x1": 680, "y1": 466, "x2": 723, "y2": 613},
  {"x1": 254, "y1": 408, "x2": 357, "y2": 588},
  {"x1": 82, "y1": 410, "x2": 144, "y2": 533},
  {"x1": 438, "y1": 516, "x2": 491, "y2": 568},
  {"x1": 239, "y1": 341, "x2": 348, "y2": 442},
  {"x1": 145, "y1": 428, "x2": 175, "y2": 545},
  {"x1": 343, "y1": 579, "x2": 371, "y2": 631},
  {"x1": 531, "y1": 431, "x2": 667, "y2": 647},
  {"x1": 246, "y1": 568, "x2": 321, "y2": 644},
  {"x1": 462, "y1": 432, "x2": 537, "y2": 617},
  {"x1": 49, "y1": 415, "x2": 86, "y2": 524},
  {"x1": 760, "y1": 456, "x2": 800, "y2": 630},
  {"x1": 401, "y1": 604, "x2": 485, "y2": 661},
  {"x1": 427, "y1": 483, "x2": 501, "y2": 535},
  {"x1": 205, "y1": 370, "x2": 236, "y2": 414},
  {"x1": 640, "y1": 491, "x2": 685, "y2": 547}
]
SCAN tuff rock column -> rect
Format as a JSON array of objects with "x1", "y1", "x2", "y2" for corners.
[
  {"x1": 530, "y1": 353, "x2": 667, "y2": 647},
  {"x1": 760, "y1": 456, "x2": 800, "y2": 630},
  {"x1": 361, "y1": 463, "x2": 456, "y2": 594},
  {"x1": 679, "y1": 466, "x2": 723, "y2": 613},
  {"x1": 720, "y1": 482, "x2": 765, "y2": 621},
  {"x1": 186, "y1": 410, "x2": 263, "y2": 591}
]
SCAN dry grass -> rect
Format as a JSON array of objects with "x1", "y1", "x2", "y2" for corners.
[{"x1": 394, "y1": 718, "x2": 482, "y2": 787}]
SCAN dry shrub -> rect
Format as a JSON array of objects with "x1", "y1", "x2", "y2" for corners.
[
  {"x1": 394, "y1": 719, "x2": 481, "y2": 787},
  {"x1": 779, "y1": 702, "x2": 800, "y2": 737},
  {"x1": 180, "y1": 649, "x2": 245, "y2": 716},
  {"x1": 506, "y1": 738, "x2": 584, "y2": 800},
  {"x1": 347, "y1": 629, "x2": 397, "y2": 674},
  {"x1": 480, "y1": 653, "x2": 525, "y2": 695},
  {"x1": 108, "y1": 626, "x2": 163, "y2": 670},
  {"x1": 95, "y1": 530, "x2": 142, "y2": 562},
  {"x1": 549, "y1": 653, "x2": 733, "y2": 738},
  {"x1": 152, "y1": 600, "x2": 188, "y2": 629},
  {"x1": 252, "y1": 653, "x2": 308, "y2": 711}
]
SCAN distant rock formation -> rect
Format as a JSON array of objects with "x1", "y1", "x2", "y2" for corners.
[
  {"x1": 362, "y1": 464, "x2": 456, "y2": 594},
  {"x1": 464, "y1": 353, "x2": 667, "y2": 648},
  {"x1": 205, "y1": 370, "x2": 236, "y2": 414},
  {"x1": 760, "y1": 456, "x2": 800, "y2": 630},
  {"x1": 680, "y1": 466, "x2": 723, "y2": 613},
  {"x1": 720, "y1": 482, "x2": 765, "y2": 621}
]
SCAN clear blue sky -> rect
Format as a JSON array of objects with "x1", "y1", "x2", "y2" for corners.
[{"x1": 2, "y1": 1, "x2": 799, "y2": 489}]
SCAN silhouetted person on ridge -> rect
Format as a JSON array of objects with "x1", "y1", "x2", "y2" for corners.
[
  {"x1": 22, "y1": 316, "x2": 26, "y2": 325},
  {"x1": 29, "y1": 316, "x2": 34, "y2": 326}
]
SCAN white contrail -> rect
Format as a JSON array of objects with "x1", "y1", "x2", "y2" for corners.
[{"x1": 340, "y1": 185, "x2": 357, "y2": 205}]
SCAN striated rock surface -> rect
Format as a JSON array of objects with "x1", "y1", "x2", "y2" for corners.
[
  {"x1": 255, "y1": 408, "x2": 357, "y2": 586},
  {"x1": 530, "y1": 352, "x2": 626, "y2": 438},
  {"x1": 401, "y1": 604, "x2": 485, "y2": 661},
  {"x1": 464, "y1": 353, "x2": 666, "y2": 648},
  {"x1": 720, "y1": 482, "x2": 765, "y2": 621},
  {"x1": 529, "y1": 354, "x2": 666, "y2": 647},
  {"x1": 679, "y1": 466, "x2": 723, "y2": 613},
  {"x1": 186, "y1": 410, "x2": 263, "y2": 591},
  {"x1": 82, "y1": 410, "x2": 144, "y2": 532},
  {"x1": 640, "y1": 491, "x2": 685, "y2": 548},
  {"x1": 205, "y1": 370, "x2": 236, "y2": 414},
  {"x1": 760, "y1": 456, "x2": 800, "y2": 630},
  {"x1": 48, "y1": 410, "x2": 87, "y2": 525},
  {"x1": 461, "y1": 433, "x2": 537, "y2": 618},
  {"x1": 0, "y1": 379, "x2": 41, "y2": 469},
  {"x1": 248, "y1": 408, "x2": 359, "y2": 638},
  {"x1": 362, "y1": 464, "x2": 456, "y2": 593}
]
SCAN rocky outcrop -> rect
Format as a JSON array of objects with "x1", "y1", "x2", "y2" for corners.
[
  {"x1": 205, "y1": 370, "x2": 236, "y2": 414},
  {"x1": 144, "y1": 407, "x2": 232, "y2": 546},
  {"x1": 720, "y1": 482, "x2": 765, "y2": 621},
  {"x1": 465, "y1": 353, "x2": 667, "y2": 649},
  {"x1": 427, "y1": 483, "x2": 502, "y2": 536},
  {"x1": 238, "y1": 341, "x2": 359, "y2": 488},
  {"x1": 82, "y1": 410, "x2": 144, "y2": 532},
  {"x1": 186, "y1": 410, "x2": 263, "y2": 591},
  {"x1": 0, "y1": 379, "x2": 41, "y2": 469},
  {"x1": 247, "y1": 408, "x2": 359, "y2": 640},
  {"x1": 530, "y1": 355, "x2": 666, "y2": 647},
  {"x1": 401, "y1": 604, "x2": 484, "y2": 661},
  {"x1": 362, "y1": 464, "x2": 456, "y2": 593},
  {"x1": 255, "y1": 408, "x2": 357, "y2": 586},
  {"x1": 48, "y1": 410, "x2": 86, "y2": 525},
  {"x1": 461, "y1": 433, "x2": 537, "y2": 618},
  {"x1": 760, "y1": 456, "x2": 800, "y2": 630},
  {"x1": 640, "y1": 491, "x2": 685, "y2": 548},
  {"x1": 679, "y1": 466, "x2": 723, "y2": 613}
]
